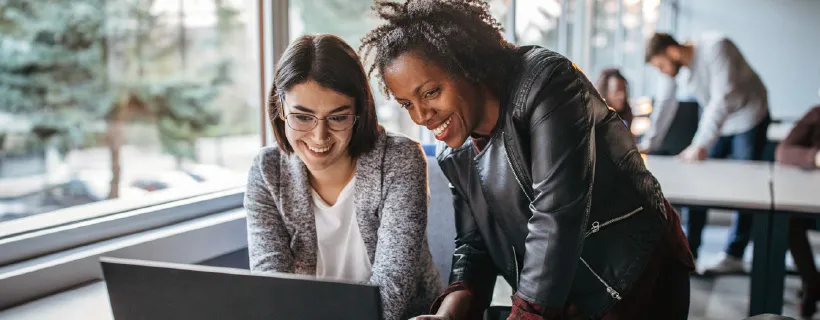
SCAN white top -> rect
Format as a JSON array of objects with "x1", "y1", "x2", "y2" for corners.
[
  {"x1": 312, "y1": 176, "x2": 372, "y2": 282},
  {"x1": 644, "y1": 33, "x2": 769, "y2": 150}
]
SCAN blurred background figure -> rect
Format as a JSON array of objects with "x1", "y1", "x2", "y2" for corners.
[
  {"x1": 643, "y1": 32, "x2": 770, "y2": 276},
  {"x1": 777, "y1": 104, "x2": 820, "y2": 318},
  {"x1": 595, "y1": 68, "x2": 635, "y2": 129}
]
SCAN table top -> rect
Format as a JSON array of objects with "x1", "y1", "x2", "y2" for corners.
[
  {"x1": 772, "y1": 164, "x2": 820, "y2": 214},
  {"x1": 644, "y1": 155, "x2": 773, "y2": 210},
  {"x1": 0, "y1": 281, "x2": 112, "y2": 320}
]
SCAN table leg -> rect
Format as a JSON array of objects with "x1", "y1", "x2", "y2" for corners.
[
  {"x1": 765, "y1": 214, "x2": 789, "y2": 314},
  {"x1": 749, "y1": 211, "x2": 772, "y2": 316}
]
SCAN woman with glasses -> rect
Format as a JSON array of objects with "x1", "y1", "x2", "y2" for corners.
[{"x1": 244, "y1": 34, "x2": 442, "y2": 320}]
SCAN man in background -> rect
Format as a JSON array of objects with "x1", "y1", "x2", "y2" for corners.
[{"x1": 643, "y1": 32, "x2": 770, "y2": 275}]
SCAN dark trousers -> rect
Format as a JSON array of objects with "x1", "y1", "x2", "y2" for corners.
[
  {"x1": 789, "y1": 216, "x2": 820, "y2": 287},
  {"x1": 683, "y1": 116, "x2": 770, "y2": 259}
]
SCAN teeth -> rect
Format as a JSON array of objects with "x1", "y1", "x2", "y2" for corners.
[
  {"x1": 432, "y1": 117, "x2": 452, "y2": 136},
  {"x1": 307, "y1": 144, "x2": 331, "y2": 153}
]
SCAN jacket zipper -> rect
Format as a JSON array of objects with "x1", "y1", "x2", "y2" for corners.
[
  {"x1": 512, "y1": 246, "x2": 520, "y2": 285},
  {"x1": 583, "y1": 207, "x2": 643, "y2": 238},
  {"x1": 580, "y1": 257, "x2": 622, "y2": 301},
  {"x1": 502, "y1": 132, "x2": 622, "y2": 302},
  {"x1": 502, "y1": 132, "x2": 533, "y2": 203}
]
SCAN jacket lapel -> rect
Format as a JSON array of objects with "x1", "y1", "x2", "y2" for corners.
[
  {"x1": 354, "y1": 133, "x2": 385, "y2": 265},
  {"x1": 280, "y1": 152, "x2": 318, "y2": 274}
]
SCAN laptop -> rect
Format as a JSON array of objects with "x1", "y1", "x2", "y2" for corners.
[{"x1": 100, "y1": 257, "x2": 382, "y2": 320}]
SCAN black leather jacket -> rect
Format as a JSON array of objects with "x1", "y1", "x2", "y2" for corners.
[{"x1": 436, "y1": 47, "x2": 670, "y2": 318}]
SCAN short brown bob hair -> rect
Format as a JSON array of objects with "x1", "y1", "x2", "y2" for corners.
[{"x1": 267, "y1": 34, "x2": 380, "y2": 157}]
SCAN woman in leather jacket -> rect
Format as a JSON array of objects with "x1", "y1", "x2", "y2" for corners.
[{"x1": 360, "y1": 0, "x2": 695, "y2": 319}]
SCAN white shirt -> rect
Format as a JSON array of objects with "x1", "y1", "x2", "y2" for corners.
[
  {"x1": 644, "y1": 34, "x2": 769, "y2": 150},
  {"x1": 312, "y1": 176, "x2": 372, "y2": 282}
]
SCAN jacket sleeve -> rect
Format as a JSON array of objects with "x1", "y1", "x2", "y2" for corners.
[
  {"x1": 515, "y1": 59, "x2": 595, "y2": 309},
  {"x1": 690, "y1": 39, "x2": 745, "y2": 149},
  {"x1": 244, "y1": 151, "x2": 295, "y2": 273},
  {"x1": 441, "y1": 181, "x2": 498, "y2": 314},
  {"x1": 370, "y1": 139, "x2": 433, "y2": 320},
  {"x1": 775, "y1": 106, "x2": 820, "y2": 169},
  {"x1": 640, "y1": 75, "x2": 678, "y2": 151}
]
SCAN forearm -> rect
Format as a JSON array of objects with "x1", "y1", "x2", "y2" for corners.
[
  {"x1": 776, "y1": 144, "x2": 820, "y2": 169},
  {"x1": 434, "y1": 290, "x2": 472, "y2": 319},
  {"x1": 691, "y1": 98, "x2": 730, "y2": 149}
]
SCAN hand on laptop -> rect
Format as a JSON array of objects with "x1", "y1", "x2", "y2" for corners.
[{"x1": 411, "y1": 316, "x2": 452, "y2": 320}]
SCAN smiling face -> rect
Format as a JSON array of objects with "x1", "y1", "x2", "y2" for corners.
[
  {"x1": 281, "y1": 80, "x2": 356, "y2": 173},
  {"x1": 382, "y1": 51, "x2": 490, "y2": 148}
]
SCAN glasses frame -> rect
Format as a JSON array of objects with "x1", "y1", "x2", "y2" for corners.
[{"x1": 282, "y1": 112, "x2": 359, "y2": 132}]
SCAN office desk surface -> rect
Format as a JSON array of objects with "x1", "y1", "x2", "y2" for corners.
[
  {"x1": 0, "y1": 282, "x2": 111, "y2": 320},
  {"x1": 772, "y1": 164, "x2": 820, "y2": 214},
  {"x1": 644, "y1": 156, "x2": 772, "y2": 210}
]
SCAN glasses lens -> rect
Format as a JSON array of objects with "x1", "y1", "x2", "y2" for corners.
[
  {"x1": 286, "y1": 113, "x2": 317, "y2": 131},
  {"x1": 326, "y1": 114, "x2": 357, "y2": 131}
]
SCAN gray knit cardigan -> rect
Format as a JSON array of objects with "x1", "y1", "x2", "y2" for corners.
[{"x1": 244, "y1": 130, "x2": 442, "y2": 320}]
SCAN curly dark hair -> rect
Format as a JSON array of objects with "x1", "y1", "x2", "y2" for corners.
[{"x1": 359, "y1": 0, "x2": 517, "y2": 98}]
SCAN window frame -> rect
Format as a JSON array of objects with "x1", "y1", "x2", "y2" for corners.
[{"x1": 0, "y1": 0, "x2": 290, "y2": 309}]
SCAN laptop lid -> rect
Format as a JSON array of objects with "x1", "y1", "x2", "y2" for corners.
[{"x1": 100, "y1": 257, "x2": 381, "y2": 320}]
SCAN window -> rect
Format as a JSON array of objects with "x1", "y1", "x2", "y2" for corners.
[
  {"x1": 488, "y1": 0, "x2": 513, "y2": 33},
  {"x1": 588, "y1": 0, "x2": 620, "y2": 79},
  {"x1": 515, "y1": 0, "x2": 562, "y2": 51},
  {"x1": 288, "y1": 0, "x2": 420, "y2": 141},
  {"x1": 579, "y1": 0, "x2": 661, "y2": 98},
  {"x1": 0, "y1": 0, "x2": 262, "y2": 233}
]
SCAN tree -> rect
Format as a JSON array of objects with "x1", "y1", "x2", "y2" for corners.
[
  {"x1": 0, "y1": 0, "x2": 227, "y2": 199},
  {"x1": 0, "y1": 0, "x2": 109, "y2": 136}
]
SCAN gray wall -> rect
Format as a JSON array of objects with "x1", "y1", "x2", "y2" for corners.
[{"x1": 674, "y1": 0, "x2": 820, "y2": 120}]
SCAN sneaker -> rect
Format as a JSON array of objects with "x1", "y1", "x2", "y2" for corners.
[{"x1": 702, "y1": 255, "x2": 746, "y2": 276}]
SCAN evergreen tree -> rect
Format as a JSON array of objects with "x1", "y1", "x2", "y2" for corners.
[{"x1": 0, "y1": 0, "x2": 229, "y2": 199}]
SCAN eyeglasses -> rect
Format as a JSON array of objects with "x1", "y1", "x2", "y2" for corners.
[{"x1": 284, "y1": 113, "x2": 358, "y2": 132}]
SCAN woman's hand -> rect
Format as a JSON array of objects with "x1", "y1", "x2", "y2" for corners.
[
  {"x1": 410, "y1": 315, "x2": 452, "y2": 320},
  {"x1": 410, "y1": 290, "x2": 471, "y2": 320}
]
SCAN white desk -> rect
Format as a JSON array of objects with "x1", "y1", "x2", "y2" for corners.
[
  {"x1": 644, "y1": 155, "x2": 773, "y2": 210},
  {"x1": 772, "y1": 164, "x2": 820, "y2": 214},
  {"x1": 764, "y1": 164, "x2": 820, "y2": 316},
  {"x1": 0, "y1": 282, "x2": 112, "y2": 320}
]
